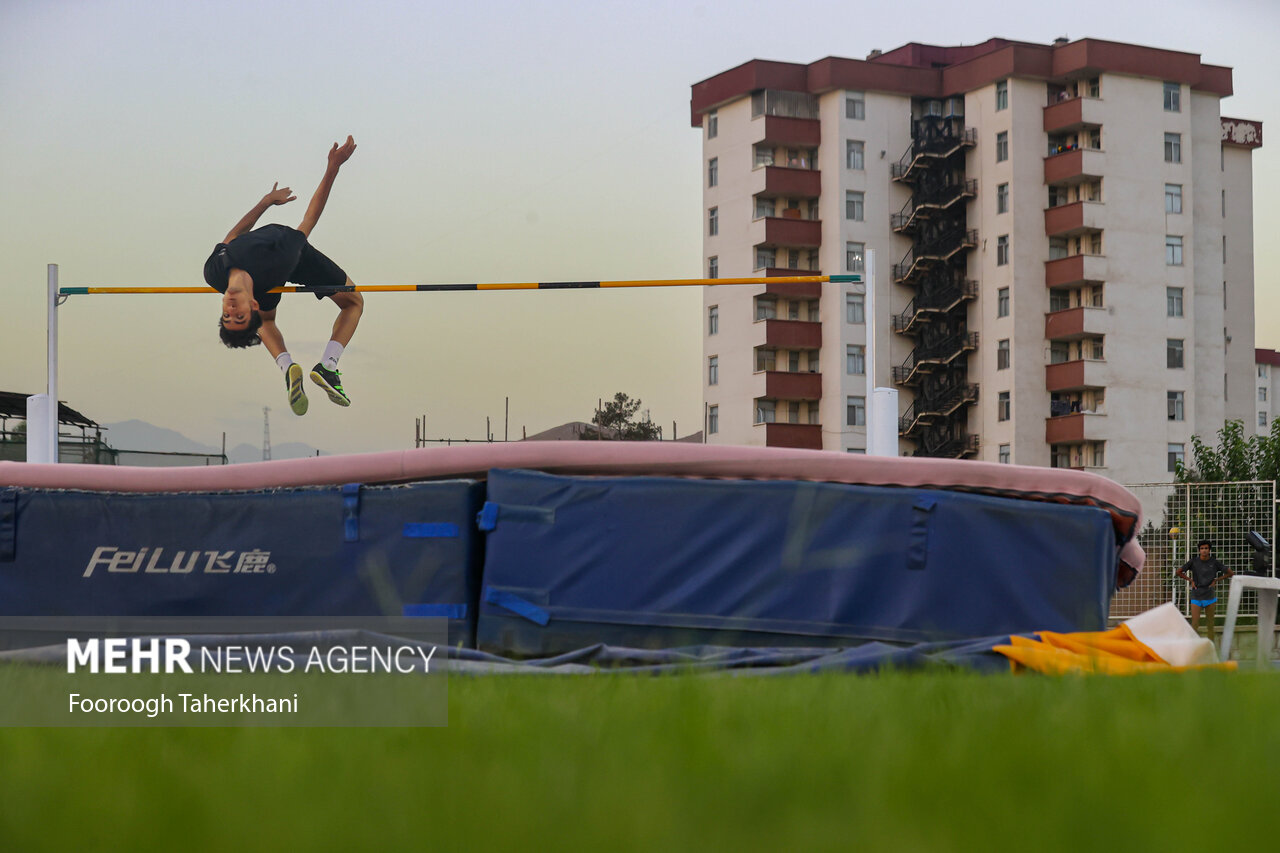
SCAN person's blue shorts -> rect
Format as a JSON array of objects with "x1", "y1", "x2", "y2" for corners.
[{"x1": 1191, "y1": 598, "x2": 1217, "y2": 607}]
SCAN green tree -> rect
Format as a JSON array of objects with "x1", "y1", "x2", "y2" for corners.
[{"x1": 582, "y1": 392, "x2": 663, "y2": 441}]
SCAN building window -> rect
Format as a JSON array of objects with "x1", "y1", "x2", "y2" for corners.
[
  {"x1": 1222, "y1": 189, "x2": 1227, "y2": 217},
  {"x1": 997, "y1": 391, "x2": 1011, "y2": 422},
  {"x1": 996, "y1": 131, "x2": 1009, "y2": 163},
  {"x1": 708, "y1": 405, "x2": 718, "y2": 434},
  {"x1": 847, "y1": 396, "x2": 865, "y2": 427},
  {"x1": 1168, "y1": 391, "x2": 1185, "y2": 421},
  {"x1": 846, "y1": 242, "x2": 865, "y2": 273},
  {"x1": 1168, "y1": 443, "x2": 1185, "y2": 474},
  {"x1": 708, "y1": 157, "x2": 717, "y2": 188},
  {"x1": 1167, "y1": 287, "x2": 1183, "y2": 317},
  {"x1": 847, "y1": 293, "x2": 864, "y2": 324},
  {"x1": 708, "y1": 305, "x2": 718, "y2": 335},
  {"x1": 847, "y1": 345, "x2": 865, "y2": 375},
  {"x1": 1050, "y1": 341, "x2": 1070, "y2": 363},
  {"x1": 997, "y1": 183, "x2": 1009, "y2": 214},
  {"x1": 707, "y1": 356, "x2": 718, "y2": 386},
  {"x1": 708, "y1": 256, "x2": 718, "y2": 280},
  {"x1": 809, "y1": 407, "x2": 820, "y2": 425},
  {"x1": 1260, "y1": 386, "x2": 1268, "y2": 403},
  {"x1": 998, "y1": 287, "x2": 1009, "y2": 318},
  {"x1": 846, "y1": 92, "x2": 865, "y2": 120},
  {"x1": 754, "y1": 197, "x2": 775, "y2": 219},
  {"x1": 1259, "y1": 364, "x2": 1269, "y2": 379},
  {"x1": 755, "y1": 347, "x2": 776, "y2": 371},
  {"x1": 846, "y1": 191, "x2": 864, "y2": 221},
  {"x1": 997, "y1": 339, "x2": 1010, "y2": 370},
  {"x1": 754, "y1": 145, "x2": 774, "y2": 168},
  {"x1": 846, "y1": 140, "x2": 865, "y2": 170},
  {"x1": 1166, "y1": 235, "x2": 1183, "y2": 266},
  {"x1": 1165, "y1": 183, "x2": 1182, "y2": 214},
  {"x1": 755, "y1": 297, "x2": 777, "y2": 321},
  {"x1": 755, "y1": 247, "x2": 775, "y2": 270},
  {"x1": 789, "y1": 351, "x2": 800, "y2": 372},
  {"x1": 707, "y1": 109, "x2": 718, "y2": 139},
  {"x1": 998, "y1": 444, "x2": 1010, "y2": 464},
  {"x1": 1163, "y1": 82, "x2": 1181, "y2": 112},
  {"x1": 1164, "y1": 132, "x2": 1181, "y2": 163},
  {"x1": 997, "y1": 234, "x2": 1009, "y2": 266},
  {"x1": 1261, "y1": 412, "x2": 1268, "y2": 428},
  {"x1": 1049, "y1": 290, "x2": 1070, "y2": 312},
  {"x1": 755, "y1": 399, "x2": 776, "y2": 424},
  {"x1": 996, "y1": 80, "x2": 1008, "y2": 111},
  {"x1": 1092, "y1": 442, "x2": 1105, "y2": 467},
  {"x1": 1168, "y1": 339, "x2": 1184, "y2": 369},
  {"x1": 708, "y1": 207, "x2": 718, "y2": 236}
]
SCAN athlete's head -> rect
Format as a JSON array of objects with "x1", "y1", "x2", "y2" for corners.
[{"x1": 217, "y1": 270, "x2": 263, "y2": 347}]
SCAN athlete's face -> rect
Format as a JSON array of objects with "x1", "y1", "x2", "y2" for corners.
[
  {"x1": 1198, "y1": 544, "x2": 1211, "y2": 560},
  {"x1": 221, "y1": 273, "x2": 259, "y2": 330}
]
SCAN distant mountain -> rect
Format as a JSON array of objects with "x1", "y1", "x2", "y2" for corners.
[{"x1": 102, "y1": 419, "x2": 322, "y2": 463}]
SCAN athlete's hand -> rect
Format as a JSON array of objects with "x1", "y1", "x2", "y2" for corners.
[
  {"x1": 328, "y1": 135, "x2": 357, "y2": 168},
  {"x1": 262, "y1": 183, "x2": 296, "y2": 206}
]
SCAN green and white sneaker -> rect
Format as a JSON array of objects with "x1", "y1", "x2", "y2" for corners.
[
  {"x1": 310, "y1": 363, "x2": 351, "y2": 407},
  {"x1": 285, "y1": 363, "x2": 308, "y2": 416}
]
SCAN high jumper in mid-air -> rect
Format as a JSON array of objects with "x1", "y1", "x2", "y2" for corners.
[{"x1": 202, "y1": 136, "x2": 362, "y2": 415}]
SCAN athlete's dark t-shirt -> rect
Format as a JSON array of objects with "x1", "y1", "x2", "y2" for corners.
[
  {"x1": 1182, "y1": 555, "x2": 1227, "y2": 600},
  {"x1": 203, "y1": 224, "x2": 308, "y2": 312}
]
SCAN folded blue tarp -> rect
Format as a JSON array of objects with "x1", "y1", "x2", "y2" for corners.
[
  {"x1": 0, "y1": 481, "x2": 484, "y2": 646},
  {"x1": 476, "y1": 469, "x2": 1118, "y2": 657}
]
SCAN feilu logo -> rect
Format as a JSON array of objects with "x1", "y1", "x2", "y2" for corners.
[{"x1": 82, "y1": 547, "x2": 277, "y2": 578}]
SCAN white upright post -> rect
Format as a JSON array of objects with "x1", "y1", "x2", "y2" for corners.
[
  {"x1": 27, "y1": 264, "x2": 59, "y2": 463},
  {"x1": 864, "y1": 250, "x2": 899, "y2": 457}
]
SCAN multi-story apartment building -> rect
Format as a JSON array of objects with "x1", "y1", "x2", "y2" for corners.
[{"x1": 693, "y1": 37, "x2": 1263, "y2": 484}]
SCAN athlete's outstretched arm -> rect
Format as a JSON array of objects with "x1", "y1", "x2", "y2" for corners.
[
  {"x1": 224, "y1": 183, "x2": 296, "y2": 244},
  {"x1": 298, "y1": 135, "x2": 356, "y2": 237}
]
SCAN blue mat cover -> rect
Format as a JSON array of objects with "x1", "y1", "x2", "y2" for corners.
[
  {"x1": 476, "y1": 469, "x2": 1118, "y2": 657},
  {"x1": 0, "y1": 481, "x2": 484, "y2": 646}
]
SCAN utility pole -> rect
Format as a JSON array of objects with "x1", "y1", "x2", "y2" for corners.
[{"x1": 262, "y1": 407, "x2": 271, "y2": 461}]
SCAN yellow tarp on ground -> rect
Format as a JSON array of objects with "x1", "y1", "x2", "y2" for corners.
[{"x1": 993, "y1": 603, "x2": 1236, "y2": 675}]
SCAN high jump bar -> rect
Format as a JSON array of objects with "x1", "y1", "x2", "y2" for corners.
[{"x1": 58, "y1": 274, "x2": 862, "y2": 296}]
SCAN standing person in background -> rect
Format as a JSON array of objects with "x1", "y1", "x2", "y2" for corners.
[{"x1": 1177, "y1": 539, "x2": 1233, "y2": 642}]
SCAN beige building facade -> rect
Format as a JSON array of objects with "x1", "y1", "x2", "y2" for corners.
[{"x1": 693, "y1": 38, "x2": 1263, "y2": 485}]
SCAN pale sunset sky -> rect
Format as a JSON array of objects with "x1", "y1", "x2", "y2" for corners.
[{"x1": 2, "y1": 0, "x2": 1276, "y2": 455}]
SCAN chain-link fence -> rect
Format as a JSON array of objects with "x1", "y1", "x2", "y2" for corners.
[{"x1": 1110, "y1": 480, "x2": 1276, "y2": 624}]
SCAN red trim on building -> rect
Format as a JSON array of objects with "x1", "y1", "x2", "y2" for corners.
[
  {"x1": 1222, "y1": 118, "x2": 1263, "y2": 148},
  {"x1": 1256, "y1": 348, "x2": 1280, "y2": 366},
  {"x1": 691, "y1": 37, "x2": 1236, "y2": 125}
]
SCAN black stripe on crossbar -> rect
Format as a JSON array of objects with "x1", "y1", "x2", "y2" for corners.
[
  {"x1": 415, "y1": 284, "x2": 479, "y2": 291},
  {"x1": 538, "y1": 281, "x2": 601, "y2": 289}
]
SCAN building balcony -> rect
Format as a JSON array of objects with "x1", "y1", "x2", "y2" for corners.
[
  {"x1": 1043, "y1": 96, "x2": 1104, "y2": 134},
  {"x1": 755, "y1": 165, "x2": 822, "y2": 199},
  {"x1": 763, "y1": 318, "x2": 821, "y2": 349},
  {"x1": 763, "y1": 370, "x2": 822, "y2": 400},
  {"x1": 1044, "y1": 201, "x2": 1104, "y2": 237},
  {"x1": 1045, "y1": 412, "x2": 1107, "y2": 444},
  {"x1": 760, "y1": 422, "x2": 823, "y2": 450},
  {"x1": 753, "y1": 216, "x2": 822, "y2": 248},
  {"x1": 1045, "y1": 254, "x2": 1107, "y2": 288},
  {"x1": 1044, "y1": 148, "x2": 1105, "y2": 185},
  {"x1": 1045, "y1": 359, "x2": 1106, "y2": 392},
  {"x1": 761, "y1": 270, "x2": 822, "y2": 300},
  {"x1": 1045, "y1": 306, "x2": 1107, "y2": 341},
  {"x1": 756, "y1": 115, "x2": 821, "y2": 148}
]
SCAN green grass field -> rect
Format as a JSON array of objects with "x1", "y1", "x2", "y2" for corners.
[{"x1": 0, "y1": 668, "x2": 1277, "y2": 851}]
